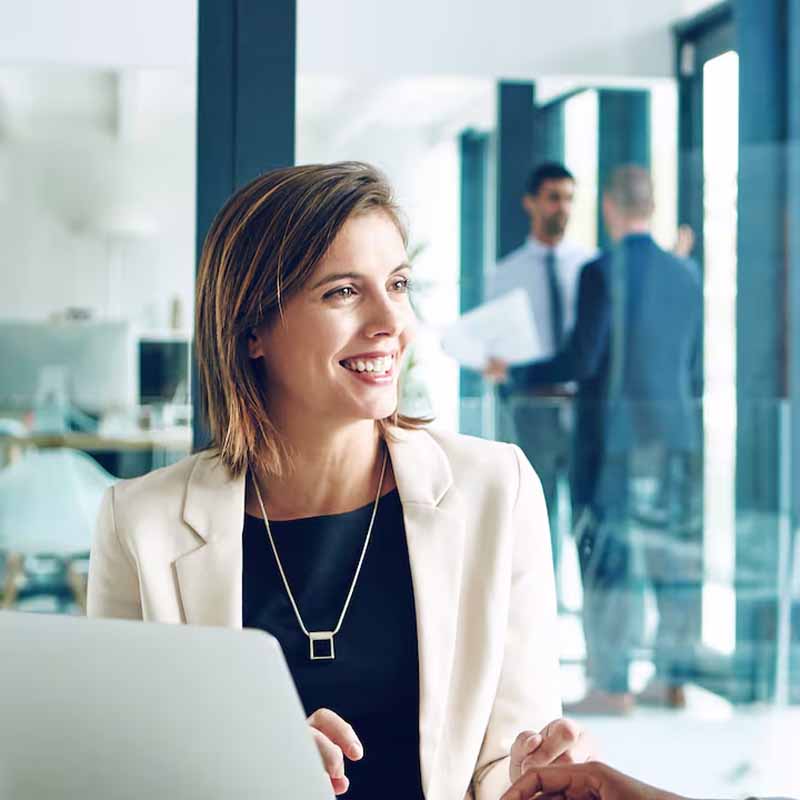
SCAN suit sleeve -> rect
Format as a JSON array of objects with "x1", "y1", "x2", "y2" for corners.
[
  {"x1": 689, "y1": 314, "x2": 703, "y2": 398},
  {"x1": 86, "y1": 485, "x2": 143, "y2": 620},
  {"x1": 470, "y1": 444, "x2": 562, "y2": 799},
  {"x1": 689, "y1": 262, "x2": 703, "y2": 399},
  {"x1": 509, "y1": 260, "x2": 609, "y2": 386}
]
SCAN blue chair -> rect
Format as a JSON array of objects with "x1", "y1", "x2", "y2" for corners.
[{"x1": 0, "y1": 448, "x2": 115, "y2": 612}]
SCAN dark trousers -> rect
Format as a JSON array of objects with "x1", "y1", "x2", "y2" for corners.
[
  {"x1": 500, "y1": 395, "x2": 569, "y2": 573},
  {"x1": 576, "y1": 449, "x2": 699, "y2": 693}
]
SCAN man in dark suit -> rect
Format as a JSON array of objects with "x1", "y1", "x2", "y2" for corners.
[{"x1": 488, "y1": 165, "x2": 702, "y2": 714}]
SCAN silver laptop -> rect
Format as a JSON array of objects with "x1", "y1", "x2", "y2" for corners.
[{"x1": 0, "y1": 611, "x2": 334, "y2": 800}]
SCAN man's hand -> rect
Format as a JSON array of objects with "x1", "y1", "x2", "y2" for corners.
[
  {"x1": 673, "y1": 224, "x2": 695, "y2": 259},
  {"x1": 307, "y1": 708, "x2": 363, "y2": 795},
  {"x1": 501, "y1": 761, "x2": 685, "y2": 800},
  {"x1": 483, "y1": 357, "x2": 510, "y2": 383},
  {"x1": 509, "y1": 718, "x2": 594, "y2": 783}
]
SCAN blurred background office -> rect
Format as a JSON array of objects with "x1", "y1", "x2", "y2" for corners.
[{"x1": 0, "y1": 1, "x2": 798, "y2": 798}]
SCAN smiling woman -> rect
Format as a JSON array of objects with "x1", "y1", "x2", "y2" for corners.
[
  {"x1": 87, "y1": 162, "x2": 591, "y2": 800},
  {"x1": 245, "y1": 211, "x2": 416, "y2": 452},
  {"x1": 194, "y1": 162, "x2": 429, "y2": 482}
]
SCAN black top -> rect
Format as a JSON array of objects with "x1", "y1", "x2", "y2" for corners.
[{"x1": 242, "y1": 489, "x2": 425, "y2": 800}]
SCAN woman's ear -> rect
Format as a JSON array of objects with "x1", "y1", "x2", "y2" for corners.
[{"x1": 247, "y1": 329, "x2": 264, "y2": 360}]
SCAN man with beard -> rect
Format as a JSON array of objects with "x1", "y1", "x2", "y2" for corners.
[{"x1": 485, "y1": 162, "x2": 595, "y2": 572}]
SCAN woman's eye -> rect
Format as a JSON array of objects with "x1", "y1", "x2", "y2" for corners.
[
  {"x1": 392, "y1": 277, "x2": 411, "y2": 292},
  {"x1": 326, "y1": 286, "x2": 355, "y2": 300}
]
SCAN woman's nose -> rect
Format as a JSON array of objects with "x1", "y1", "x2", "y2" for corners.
[{"x1": 364, "y1": 295, "x2": 410, "y2": 338}]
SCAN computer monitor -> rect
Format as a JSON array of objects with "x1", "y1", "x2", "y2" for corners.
[
  {"x1": 0, "y1": 612, "x2": 333, "y2": 800},
  {"x1": 0, "y1": 320, "x2": 137, "y2": 414},
  {"x1": 138, "y1": 337, "x2": 190, "y2": 405}
]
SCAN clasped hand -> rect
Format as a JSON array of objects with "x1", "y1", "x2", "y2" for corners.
[{"x1": 510, "y1": 717, "x2": 593, "y2": 782}]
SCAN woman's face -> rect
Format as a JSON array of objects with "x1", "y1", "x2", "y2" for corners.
[{"x1": 248, "y1": 210, "x2": 416, "y2": 427}]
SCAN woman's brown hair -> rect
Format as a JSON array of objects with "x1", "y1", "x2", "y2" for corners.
[{"x1": 195, "y1": 161, "x2": 430, "y2": 478}]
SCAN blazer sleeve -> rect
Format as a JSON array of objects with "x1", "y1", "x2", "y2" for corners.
[
  {"x1": 470, "y1": 444, "x2": 562, "y2": 799},
  {"x1": 86, "y1": 485, "x2": 143, "y2": 620}
]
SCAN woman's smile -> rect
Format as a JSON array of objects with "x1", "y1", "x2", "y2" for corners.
[{"x1": 339, "y1": 351, "x2": 398, "y2": 384}]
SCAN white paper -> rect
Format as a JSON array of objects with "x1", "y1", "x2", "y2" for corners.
[{"x1": 440, "y1": 289, "x2": 546, "y2": 369}]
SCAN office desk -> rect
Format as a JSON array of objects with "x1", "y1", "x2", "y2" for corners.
[
  {"x1": 0, "y1": 428, "x2": 193, "y2": 470},
  {"x1": 0, "y1": 429, "x2": 192, "y2": 452}
]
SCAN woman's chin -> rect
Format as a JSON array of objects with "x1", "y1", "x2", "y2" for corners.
[
  {"x1": 349, "y1": 398, "x2": 399, "y2": 423},
  {"x1": 332, "y1": 384, "x2": 398, "y2": 423}
]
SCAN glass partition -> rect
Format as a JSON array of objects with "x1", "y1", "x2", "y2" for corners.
[{"x1": 462, "y1": 393, "x2": 799, "y2": 793}]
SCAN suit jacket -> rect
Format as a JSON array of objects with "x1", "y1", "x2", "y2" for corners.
[
  {"x1": 87, "y1": 426, "x2": 561, "y2": 800},
  {"x1": 510, "y1": 233, "x2": 701, "y2": 508}
]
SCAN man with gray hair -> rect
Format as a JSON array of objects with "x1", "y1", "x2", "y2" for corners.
[{"x1": 489, "y1": 164, "x2": 702, "y2": 714}]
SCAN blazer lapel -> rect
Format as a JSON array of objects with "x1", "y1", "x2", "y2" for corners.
[
  {"x1": 388, "y1": 430, "x2": 465, "y2": 799},
  {"x1": 175, "y1": 452, "x2": 246, "y2": 628}
]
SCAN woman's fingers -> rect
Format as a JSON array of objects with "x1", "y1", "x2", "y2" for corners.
[
  {"x1": 307, "y1": 707, "x2": 364, "y2": 761},
  {"x1": 307, "y1": 708, "x2": 364, "y2": 794},
  {"x1": 510, "y1": 730, "x2": 543, "y2": 781},
  {"x1": 521, "y1": 718, "x2": 588, "y2": 770},
  {"x1": 311, "y1": 728, "x2": 346, "y2": 780}
]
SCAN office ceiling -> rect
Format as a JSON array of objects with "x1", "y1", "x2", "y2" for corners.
[
  {"x1": 0, "y1": 0, "x2": 720, "y2": 159},
  {"x1": 1, "y1": 0, "x2": 720, "y2": 79}
]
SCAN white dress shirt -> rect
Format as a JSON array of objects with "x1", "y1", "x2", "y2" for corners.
[{"x1": 486, "y1": 237, "x2": 596, "y2": 359}]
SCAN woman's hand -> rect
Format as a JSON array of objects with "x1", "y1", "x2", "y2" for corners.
[
  {"x1": 307, "y1": 708, "x2": 363, "y2": 796},
  {"x1": 510, "y1": 718, "x2": 594, "y2": 783},
  {"x1": 501, "y1": 761, "x2": 685, "y2": 800}
]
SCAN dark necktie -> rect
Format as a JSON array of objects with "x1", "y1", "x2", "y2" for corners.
[{"x1": 545, "y1": 249, "x2": 564, "y2": 349}]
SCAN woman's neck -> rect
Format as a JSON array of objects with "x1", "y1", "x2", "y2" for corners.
[{"x1": 246, "y1": 418, "x2": 392, "y2": 521}]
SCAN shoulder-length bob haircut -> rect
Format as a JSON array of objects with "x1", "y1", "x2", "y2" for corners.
[{"x1": 195, "y1": 161, "x2": 430, "y2": 479}]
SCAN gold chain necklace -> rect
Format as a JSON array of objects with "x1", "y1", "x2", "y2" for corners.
[{"x1": 251, "y1": 448, "x2": 388, "y2": 661}]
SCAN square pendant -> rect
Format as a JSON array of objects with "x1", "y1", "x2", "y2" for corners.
[{"x1": 309, "y1": 631, "x2": 335, "y2": 661}]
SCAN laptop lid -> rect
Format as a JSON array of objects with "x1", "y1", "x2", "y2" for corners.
[{"x1": 0, "y1": 612, "x2": 333, "y2": 800}]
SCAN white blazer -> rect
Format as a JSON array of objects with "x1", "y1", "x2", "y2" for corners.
[{"x1": 87, "y1": 426, "x2": 561, "y2": 800}]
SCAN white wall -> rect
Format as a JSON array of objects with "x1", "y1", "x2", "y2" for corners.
[
  {"x1": 0, "y1": 0, "x2": 196, "y2": 69},
  {"x1": 0, "y1": 67, "x2": 196, "y2": 330},
  {"x1": 1, "y1": 0, "x2": 717, "y2": 79},
  {"x1": 298, "y1": 0, "x2": 721, "y2": 81}
]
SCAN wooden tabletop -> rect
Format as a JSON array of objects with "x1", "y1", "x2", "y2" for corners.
[{"x1": 0, "y1": 428, "x2": 193, "y2": 453}]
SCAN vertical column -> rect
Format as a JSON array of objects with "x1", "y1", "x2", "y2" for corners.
[
  {"x1": 459, "y1": 130, "x2": 489, "y2": 435},
  {"x1": 193, "y1": 0, "x2": 296, "y2": 449},
  {"x1": 234, "y1": 0, "x2": 296, "y2": 184},
  {"x1": 786, "y1": 0, "x2": 800, "y2": 512},
  {"x1": 596, "y1": 89, "x2": 651, "y2": 251},
  {"x1": 734, "y1": 0, "x2": 789, "y2": 699},
  {"x1": 495, "y1": 82, "x2": 535, "y2": 260},
  {"x1": 532, "y1": 101, "x2": 566, "y2": 166},
  {"x1": 787, "y1": 0, "x2": 800, "y2": 703},
  {"x1": 788, "y1": 0, "x2": 800, "y2": 536},
  {"x1": 676, "y1": 40, "x2": 705, "y2": 268}
]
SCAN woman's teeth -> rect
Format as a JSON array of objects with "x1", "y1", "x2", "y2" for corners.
[{"x1": 343, "y1": 355, "x2": 393, "y2": 374}]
